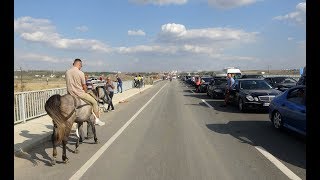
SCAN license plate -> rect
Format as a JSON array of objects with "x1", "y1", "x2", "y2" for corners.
[{"x1": 263, "y1": 103, "x2": 270, "y2": 106}]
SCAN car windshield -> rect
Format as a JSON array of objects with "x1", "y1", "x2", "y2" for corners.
[
  {"x1": 240, "y1": 80, "x2": 273, "y2": 90},
  {"x1": 201, "y1": 77, "x2": 212, "y2": 82},
  {"x1": 272, "y1": 77, "x2": 287, "y2": 83},
  {"x1": 214, "y1": 79, "x2": 227, "y2": 85}
]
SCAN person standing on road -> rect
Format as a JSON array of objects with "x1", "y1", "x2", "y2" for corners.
[
  {"x1": 105, "y1": 76, "x2": 115, "y2": 111},
  {"x1": 195, "y1": 77, "x2": 201, "y2": 92},
  {"x1": 221, "y1": 73, "x2": 235, "y2": 107},
  {"x1": 116, "y1": 74, "x2": 123, "y2": 93},
  {"x1": 65, "y1": 59, "x2": 105, "y2": 126}
]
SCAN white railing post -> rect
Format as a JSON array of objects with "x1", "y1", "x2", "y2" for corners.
[{"x1": 20, "y1": 93, "x2": 26, "y2": 123}]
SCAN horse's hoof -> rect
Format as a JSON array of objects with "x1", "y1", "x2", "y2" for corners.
[
  {"x1": 74, "y1": 149, "x2": 79, "y2": 154},
  {"x1": 51, "y1": 159, "x2": 56, "y2": 166},
  {"x1": 95, "y1": 140, "x2": 99, "y2": 144}
]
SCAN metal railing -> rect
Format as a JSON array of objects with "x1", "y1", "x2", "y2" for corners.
[
  {"x1": 14, "y1": 88, "x2": 67, "y2": 124},
  {"x1": 14, "y1": 80, "x2": 135, "y2": 125}
]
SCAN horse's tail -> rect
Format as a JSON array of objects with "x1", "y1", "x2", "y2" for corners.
[{"x1": 45, "y1": 94, "x2": 66, "y2": 144}]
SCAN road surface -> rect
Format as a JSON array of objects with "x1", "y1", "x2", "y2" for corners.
[{"x1": 14, "y1": 80, "x2": 306, "y2": 180}]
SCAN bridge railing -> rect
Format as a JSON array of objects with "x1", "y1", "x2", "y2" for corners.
[
  {"x1": 14, "y1": 88, "x2": 67, "y2": 124},
  {"x1": 14, "y1": 80, "x2": 135, "y2": 125}
]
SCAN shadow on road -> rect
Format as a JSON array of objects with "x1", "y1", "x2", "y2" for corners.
[
  {"x1": 206, "y1": 120, "x2": 306, "y2": 169},
  {"x1": 15, "y1": 129, "x2": 81, "y2": 166}
]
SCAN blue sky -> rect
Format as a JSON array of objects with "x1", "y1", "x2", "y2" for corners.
[{"x1": 14, "y1": 0, "x2": 306, "y2": 72}]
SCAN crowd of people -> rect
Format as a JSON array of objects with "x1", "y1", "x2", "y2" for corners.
[{"x1": 133, "y1": 75, "x2": 144, "y2": 88}]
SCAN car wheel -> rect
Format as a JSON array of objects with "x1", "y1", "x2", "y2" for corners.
[
  {"x1": 272, "y1": 111, "x2": 282, "y2": 129},
  {"x1": 238, "y1": 98, "x2": 246, "y2": 112}
]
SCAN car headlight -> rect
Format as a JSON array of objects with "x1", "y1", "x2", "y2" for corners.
[
  {"x1": 246, "y1": 95, "x2": 254, "y2": 101},
  {"x1": 254, "y1": 97, "x2": 259, "y2": 101}
]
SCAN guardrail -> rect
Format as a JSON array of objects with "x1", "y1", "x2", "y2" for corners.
[{"x1": 262, "y1": 74, "x2": 301, "y2": 78}]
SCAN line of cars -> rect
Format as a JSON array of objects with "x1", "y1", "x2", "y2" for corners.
[{"x1": 181, "y1": 71, "x2": 306, "y2": 136}]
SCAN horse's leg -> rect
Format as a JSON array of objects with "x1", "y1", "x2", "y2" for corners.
[
  {"x1": 51, "y1": 126, "x2": 57, "y2": 166},
  {"x1": 89, "y1": 115, "x2": 99, "y2": 144},
  {"x1": 74, "y1": 122, "x2": 83, "y2": 154},
  {"x1": 78, "y1": 122, "x2": 85, "y2": 143},
  {"x1": 87, "y1": 121, "x2": 94, "y2": 139},
  {"x1": 62, "y1": 138, "x2": 69, "y2": 163}
]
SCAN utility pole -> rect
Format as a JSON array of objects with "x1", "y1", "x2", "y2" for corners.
[{"x1": 20, "y1": 67, "x2": 23, "y2": 91}]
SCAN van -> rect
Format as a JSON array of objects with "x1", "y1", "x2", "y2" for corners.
[{"x1": 222, "y1": 67, "x2": 242, "y2": 79}]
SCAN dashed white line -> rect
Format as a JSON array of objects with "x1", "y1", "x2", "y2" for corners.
[
  {"x1": 69, "y1": 83, "x2": 167, "y2": 180},
  {"x1": 255, "y1": 146, "x2": 302, "y2": 180},
  {"x1": 201, "y1": 99, "x2": 301, "y2": 180},
  {"x1": 201, "y1": 99, "x2": 213, "y2": 109}
]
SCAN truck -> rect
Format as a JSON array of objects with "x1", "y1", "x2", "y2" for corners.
[{"x1": 222, "y1": 67, "x2": 242, "y2": 79}]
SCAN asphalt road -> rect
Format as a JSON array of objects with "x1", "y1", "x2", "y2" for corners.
[{"x1": 14, "y1": 80, "x2": 306, "y2": 180}]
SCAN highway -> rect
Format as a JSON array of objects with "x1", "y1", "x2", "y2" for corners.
[{"x1": 14, "y1": 80, "x2": 306, "y2": 180}]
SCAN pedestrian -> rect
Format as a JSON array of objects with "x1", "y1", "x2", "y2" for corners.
[
  {"x1": 85, "y1": 74, "x2": 93, "y2": 90},
  {"x1": 105, "y1": 76, "x2": 115, "y2": 111},
  {"x1": 138, "y1": 75, "x2": 142, "y2": 88},
  {"x1": 195, "y1": 77, "x2": 201, "y2": 92},
  {"x1": 116, "y1": 74, "x2": 123, "y2": 93},
  {"x1": 220, "y1": 73, "x2": 235, "y2": 107},
  {"x1": 65, "y1": 58, "x2": 105, "y2": 126},
  {"x1": 134, "y1": 75, "x2": 138, "y2": 88}
]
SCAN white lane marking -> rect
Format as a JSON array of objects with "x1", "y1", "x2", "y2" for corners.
[
  {"x1": 69, "y1": 83, "x2": 167, "y2": 180},
  {"x1": 255, "y1": 146, "x2": 302, "y2": 180},
  {"x1": 190, "y1": 90, "x2": 195, "y2": 94},
  {"x1": 202, "y1": 100, "x2": 301, "y2": 180},
  {"x1": 201, "y1": 99, "x2": 213, "y2": 109}
]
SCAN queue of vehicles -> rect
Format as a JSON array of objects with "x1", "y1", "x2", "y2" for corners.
[{"x1": 181, "y1": 67, "x2": 306, "y2": 137}]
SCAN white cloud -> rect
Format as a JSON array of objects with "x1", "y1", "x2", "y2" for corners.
[
  {"x1": 15, "y1": 52, "x2": 69, "y2": 63},
  {"x1": 158, "y1": 23, "x2": 258, "y2": 45},
  {"x1": 288, "y1": 37, "x2": 294, "y2": 41},
  {"x1": 128, "y1": 29, "x2": 146, "y2": 36},
  {"x1": 14, "y1": 16, "x2": 112, "y2": 53},
  {"x1": 117, "y1": 45, "x2": 177, "y2": 54},
  {"x1": 130, "y1": 0, "x2": 187, "y2": 5},
  {"x1": 273, "y1": 2, "x2": 306, "y2": 25},
  {"x1": 208, "y1": 0, "x2": 257, "y2": 9},
  {"x1": 297, "y1": 40, "x2": 306, "y2": 49},
  {"x1": 76, "y1": 25, "x2": 89, "y2": 32}
]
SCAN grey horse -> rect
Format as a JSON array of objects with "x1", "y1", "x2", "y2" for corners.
[{"x1": 44, "y1": 86, "x2": 110, "y2": 165}]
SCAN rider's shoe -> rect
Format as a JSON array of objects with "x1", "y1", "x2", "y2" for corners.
[{"x1": 95, "y1": 118, "x2": 105, "y2": 126}]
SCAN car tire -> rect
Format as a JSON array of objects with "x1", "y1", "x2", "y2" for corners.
[
  {"x1": 272, "y1": 111, "x2": 283, "y2": 129},
  {"x1": 238, "y1": 98, "x2": 246, "y2": 112}
]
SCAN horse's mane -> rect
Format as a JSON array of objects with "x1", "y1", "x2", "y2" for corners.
[{"x1": 45, "y1": 94, "x2": 68, "y2": 144}]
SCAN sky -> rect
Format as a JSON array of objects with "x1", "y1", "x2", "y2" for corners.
[{"x1": 14, "y1": 0, "x2": 306, "y2": 72}]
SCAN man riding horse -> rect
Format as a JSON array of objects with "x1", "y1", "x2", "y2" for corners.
[{"x1": 65, "y1": 58, "x2": 105, "y2": 126}]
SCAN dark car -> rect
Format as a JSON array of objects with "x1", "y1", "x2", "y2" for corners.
[
  {"x1": 296, "y1": 67, "x2": 306, "y2": 86},
  {"x1": 240, "y1": 74, "x2": 264, "y2": 79},
  {"x1": 228, "y1": 78, "x2": 282, "y2": 112},
  {"x1": 207, "y1": 77, "x2": 227, "y2": 98},
  {"x1": 268, "y1": 85, "x2": 306, "y2": 136},
  {"x1": 263, "y1": 77, "x2": 297, "y2": 92},
  {"x1": 198, "y1": 76, "x2": 214, "y2": 93}
]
